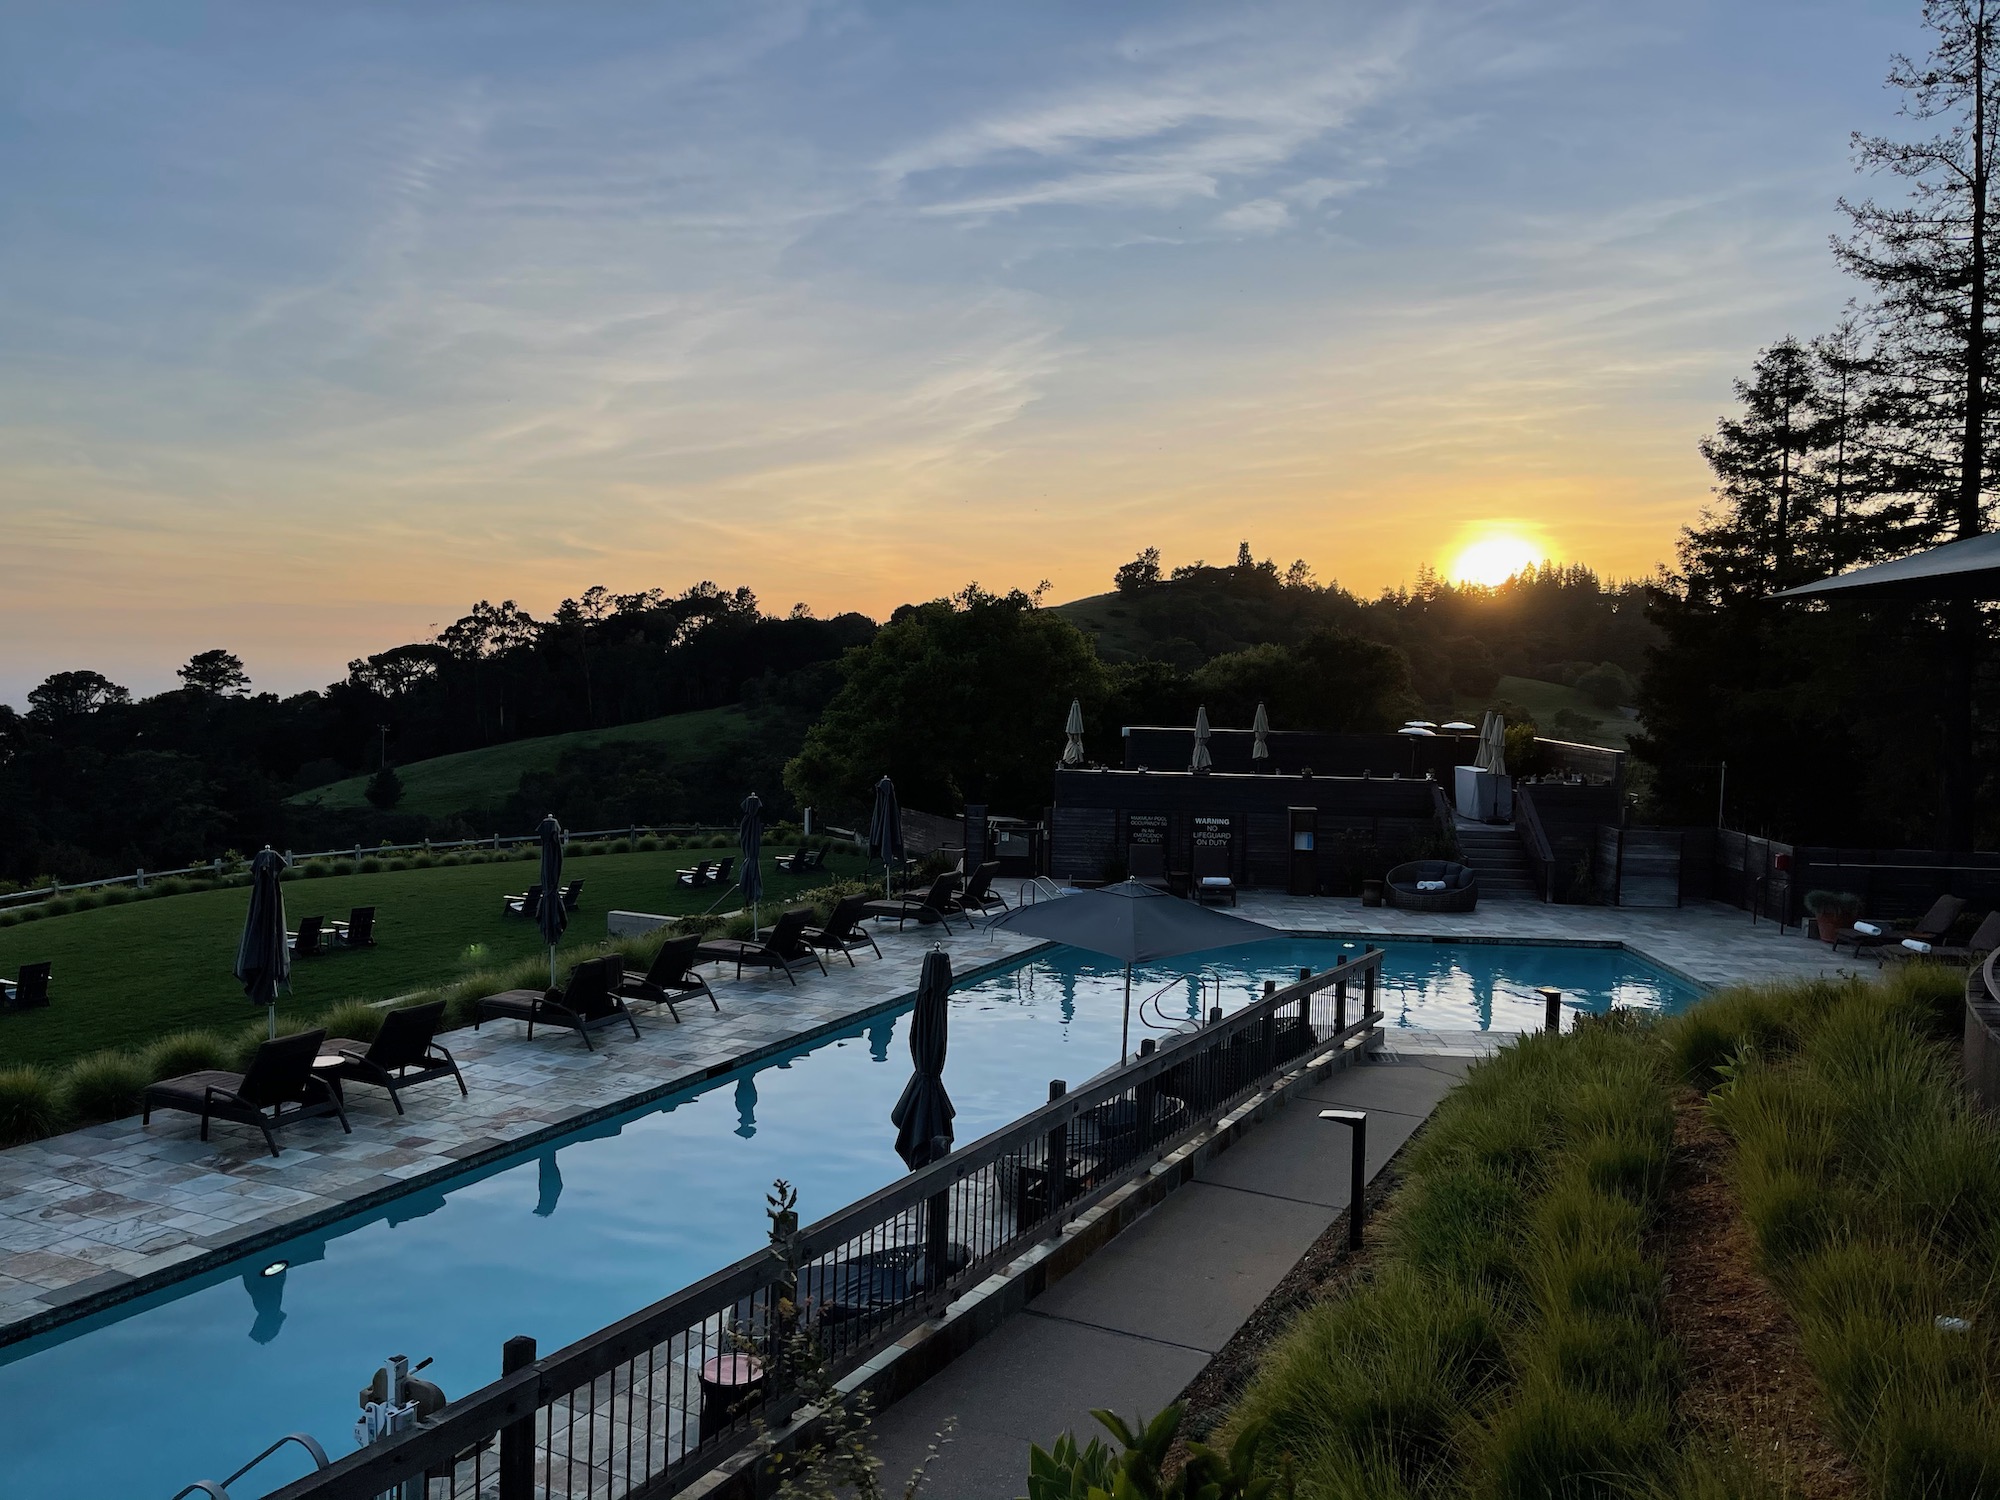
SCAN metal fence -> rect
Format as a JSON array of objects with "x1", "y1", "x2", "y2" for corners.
[
  {"x1": 260, "y1": 946, "x2": 1387, "y2": 1500},
  {"x1": 0, "y1": 823, "x2": 856, "y2": 914}
]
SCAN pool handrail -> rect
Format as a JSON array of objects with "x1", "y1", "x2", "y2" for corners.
[
  {"x1": 172, "y1": 1432, "x2": 330, "y2": 1500},
  {"x1": 262, "y1": 947, "x2": 1388, "y2": 1500}
]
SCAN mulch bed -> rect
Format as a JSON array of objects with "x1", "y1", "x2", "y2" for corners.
[{"x1": 1657, "y1": 1088, "x2": 1860, "y2": 1499}]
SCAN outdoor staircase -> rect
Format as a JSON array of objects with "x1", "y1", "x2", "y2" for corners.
[{"x1": 1456, "y1": 824, "x2": 1540, "y2": 901}]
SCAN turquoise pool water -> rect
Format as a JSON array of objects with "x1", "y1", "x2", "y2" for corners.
[{"x1": 0, "y1": 937, "x2": 1694, "y2": 1498}]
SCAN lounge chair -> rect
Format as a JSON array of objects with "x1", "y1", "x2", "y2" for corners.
[
  {"x1": 619, "y1": 934, "x2": 720, "y2": 1020},
  {"x1": 775, "y1": 846, "x2": 812, "y2": 874},
  {"x1": 504, "y1": 884, "x2": 543, "y2": 918},
  {"x1": 329, "y1": 906, "x2": 377, "y2": 948},
  {"x1": 697, "y1": 907, "x2": 829, "y2": 984},
  {"x1": 675, "y1": 860, "x2": 714, "y2": 888},
  {"x1": 1834, "y1": 894, "x2": 1964, "y2": 956},
  {"x1": 711, "y1": 856, "x2": 736, "y2": 885},
  {"x1": 802, "y1": 894, "x2": 883, "y2": 966},
  {"x1": 143, "y1": 1029, "x2": 350, "y2": 1158},
  {"x1": 0, "y1": 961, "x2": 51, "y2": 1012},
  {"x1": 1191, "y1": 844, "x2": 1237, "y2": 907},
  {"x1": 322, "y1": 1001, "x2": 465, "y2": 1113},
  {"x1": 560, "y1": 879, "x2": 584, "y2": 912},
  {"x1": 1128, "y1": 844, "x2": 1172, "y2": 894},
  {"x1": 288, "y1": 915, "x2": 326, "y2": 956},
  {"x1": 1878, "y1": 908, "x2": 2000, "y2": 966},
  {"x1": 862, "y1": 873, "x2": 965, "y2": 932},
  {"x1": 1386, "y1": 860, "x2": 1478, "y2": 913},
  {"x1": 476, "y1": 956, "x2": 640, "y2": 1049},
  {"x1": 954, "y1": 861, "x2": 1010, "y2": 918}
]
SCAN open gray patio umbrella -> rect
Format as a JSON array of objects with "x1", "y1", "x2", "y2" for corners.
[
  {"x1": 535, "y1": 814, "x2": 567, "y2": 986},
  {"x1": 867, "y1": 775, "x2": 903, "y2": 897},
  {"x1": 892, "y1": 949, "x2": 957, "y2": 1275},
  {"x1": 988, "y1": 881, "x2": 1272, "y2": 1063},
  {"x1": 234, "y1": 847, "x2": 291, "y2": 1039},
  {"x1": 1062, "y1": 698, "x2": 1086, "y2": 767},
  {"x1": 1191, "y1": 705, "x2": 1213, "y2": 772},
  {"x1": 739, "y1": 793, "x2": 765, "y2": 932},
  {"x1": 1251, "y1": 702, "x2": 1271, "y2": 768}
]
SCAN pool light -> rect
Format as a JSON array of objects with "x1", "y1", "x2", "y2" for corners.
[{"x1": 261, "y1": 1260, "x2": 288, "y2": 1278}]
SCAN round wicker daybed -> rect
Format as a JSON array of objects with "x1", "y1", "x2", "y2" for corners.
[{"x1": 1385, "y1": 859, "x2": 1479, "y2": 912}]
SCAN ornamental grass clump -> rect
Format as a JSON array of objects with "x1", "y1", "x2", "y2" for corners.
[
  {"x1": 63, "y1": 1050, "x2": 152, "y2": 1123},
  {"x1": 0, "y1": 1067, "x2": 63, "y2": 1144},
  {"x1": 144, "y1": 1030, "x2": 233, "y2": 1081}
]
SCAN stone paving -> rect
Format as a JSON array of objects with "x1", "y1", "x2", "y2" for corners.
[{"x1": 0, "y1": 886, "x2": 1863, "y2": 1347}]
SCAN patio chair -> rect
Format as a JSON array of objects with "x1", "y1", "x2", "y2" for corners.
[
  {"x1": 1191, "y1": 844, "x2": 1237, "y2": 907},
  {"x1": 288, "y1": 915, "x2": 327, "y2": 956},
  {"x1": 676, "y1": 860, "x2": 714, "y2": 888},
  {"x1": 0, "y1": 961, "x2": 51, "y2": 1012},
  {"x1": 329, "y1": 906, "x2": 377, "y2": 948},
  {"x1": 476, "y1": 956, "x2": 640, "y2": 1050},
  {"x1": 619, "y1": 934, "x2": 720, "y2": 1021},
  {"x1": 861, "y1": 873, "x2": 965, "y2": 932},
  {"x1": 1878, "y1": 908, "x2": 2000, "y2": 967},
  {"x1": 143, "y1": 1029, "x2": 349, "y2": 1158},
  {"x1": 953, "y1": 861, "x2": 1009, "y2": 918},
  {"x1": 1386, "y1": 860, "x2": 1477, "y2": 913},
  {"x1": 561, "y1": 879, "x2": 584, "y2": 911},
  {"x1": 504, "y1": 884, "x2": 543, "y2": 919},
  {"x1": 801, "y1": 894, "x2": 883, "y2": 966},
  {"x1": 1128, "y1": 844, "x2": 1172, "y2": 894},
  {"x1": 1834, "y1": 894, "x2": 1964, "y2": 956},
  {"x1": 775, "y1": 846, "x2": 811, "y2": 874},
  {"x1": 697, "y1": 908, "x2": 829, "y2": 984},
  {"x1": 322, "y1": 1001, "x2": 465, "y2": 1114},
  {"x1": 711, "y1": 856, "x2": 736, "y2": 885}
]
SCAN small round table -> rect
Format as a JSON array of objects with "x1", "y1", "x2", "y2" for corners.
[{"x1": 697, "y1": 1353, "x2": 765, "y2": 1441}]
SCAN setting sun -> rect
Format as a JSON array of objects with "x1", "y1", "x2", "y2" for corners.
[{"x1": 1449, "y1": 533, "x2": 1547, "y2": 587}]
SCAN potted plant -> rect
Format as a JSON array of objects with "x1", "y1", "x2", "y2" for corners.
[{"x1": 1804, "y1": 889, "x2": 1862, "y2": 943}]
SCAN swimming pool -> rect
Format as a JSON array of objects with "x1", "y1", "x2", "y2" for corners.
[{"x1": 0, "y1": 937, "x2": 1693, "y2": 1498}]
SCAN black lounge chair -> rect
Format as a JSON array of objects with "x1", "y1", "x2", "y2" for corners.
[
  {"x1": 288, "y1": 915, "x2": 327, "y2": 956},
  {"x1": 1834, "y1": 894, "x2": 1965, "y2": 956},
  {"x1": 676, "y1": 860, "x2": 714, "y2": 888},
  {"x1": 1385, "y1": 860, "x2": 1478, "y2": 913},
  {"x1": 476, "y1": 956, "x2": 640, "y2": 1049},
  {"x1": 143, "y1": 1029, "x2": 350, "y2": 1158},
  {"x1": 329, "y1": 906, "x2": 377, "y2": 948},
  {"x1": 504, "y1": 884, "x2": 543, "y2": 918},
  {"x1": 697, "y1": 907, "x2": 828, "y2": 984},
  {"x1": 0, "y1": 961, "x2": 51, "y2": 1012},
  {"x1": 323, "y1": 1001, "x2": 465, "y2": 1113},
  {"x1": 802, "y1": 894, "x2": 883, "y2": 966},
  {"x1": 1191, "y1": 845, "x2": 1237, "y2": 907},
  {"x1": 1877, "y1": 907, "x2": 2000, "y2": 966},
  {"x1": 561, "y1": 879, "x2": 584, "y2": 911},
  {"x1": 953, "y1": 861, "x2": 1009, "y2": 918},
  {"x1": 862, "y1": 873, "x2": 965, "y2": 932},
  {"x1": 1128, "y1": 844, "x2": 1172, "y2": 894},
  {"x1": 619, "y1": 934, "x2": 720, "y2": 1021},
  {"x1": 800, "y1": 1240, "x2": 973, "y2": 1324}
]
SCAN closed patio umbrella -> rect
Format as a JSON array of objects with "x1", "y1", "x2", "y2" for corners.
[
  {"x1": 1191, "y1": 705, "x2": 1213, "y2": 772},
  {"x1": 1062, "y1": 699, "x2": 1086, "y2": 767},
  {"x1": 535, "y1": 814, "x2": 567, "y2": 986},
  {"x1": 1251, "y1": 702, "x2": 1271, "y2": 768},
  {"x1": 868, "y1": 776, "x2": 904, "y2": 897},
  {"x1": 893, "y1": 949, "x2": 957, "y2": 1278},
  {"x1": 988, "y1": 881, "x2": 1272, "y2": 1064},
  {"x1": 739, "y1": 793, "x2": 765, "y2": 932},
  {"x1": 1475, "y1": 711, "x2": 1507, "y2": 775},
  {"x1": 234, "y1": 847, "x2": 291, "y2": 1039}
]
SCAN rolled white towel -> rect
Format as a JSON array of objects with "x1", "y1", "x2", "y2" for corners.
[
  {"x1": 1853, "y1": 921, "x2": 1882, "y2": 936},
  {"x1": 1199, "y1": 876, "x2": 1232, "y2": 888},
  {"x1": 1416, "y1": 880, "x2": 1446, "y2": 891},
  {"x1": 1902, "y1": 938, "x2": 1932, "y2": 953}
]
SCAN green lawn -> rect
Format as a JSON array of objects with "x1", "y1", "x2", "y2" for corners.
[
  {"x1": 289, "y1": 705, "x2": 752, "y2": 817},
  {"x1": 0, "y1": 843, "x2": 865, "y2": 1068},
  {"x1": 1473, "y1": 674, "x2": 1635, "y2": 749}
]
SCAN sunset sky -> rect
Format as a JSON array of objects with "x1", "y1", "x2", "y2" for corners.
[{"x1": 0, "y1": 1, "x2": 1920, "y2": 701}]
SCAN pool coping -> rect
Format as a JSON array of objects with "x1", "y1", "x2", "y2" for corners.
[{"x1": 0, "y1": 919, "x2": 1760, "y2": 1354}]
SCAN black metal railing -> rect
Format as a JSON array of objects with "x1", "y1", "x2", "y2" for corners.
[{"x1": 261, "y1": 948, "x2": 1387, "y2": 1500}]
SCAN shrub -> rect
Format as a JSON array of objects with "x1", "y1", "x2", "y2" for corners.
[
  {"x1": 317, "y1": 1000, "x2": 384, "y2": 1045},
  {"x1": 1478, "y1": 1376, "x2": 1668, "y2": 1500},
  {"x1": 63, "y1": 1051, "x2": 152, "y2": 1123},
  {"x1": 303, "y1": 861, "x2": 331, "y2": 879},
  {"x1": 357, "y1": 857, "x2": 383, "y2": 874},
  {"x1": 637, "y1": 837, "x2": 661, "y2": 852},
  {"x1": 0, "y1": 1067, "x2": 63, "y2": 1143},
  {"x1": 1802, "y1": 889, "x2": 1861, "y2": 918},
  {"x1": 145, "y1": 1031, "x2": 233, "y2": 1081}
]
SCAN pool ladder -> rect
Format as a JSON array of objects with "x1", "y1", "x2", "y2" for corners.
[
  {"x1": 1136, "y1": 970, "x2": 1228, "y2": 1034},
  {"x1": 168, "y1": 1432, "x2": 330, "y2": 1499}
]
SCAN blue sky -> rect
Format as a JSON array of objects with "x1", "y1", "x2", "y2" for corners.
[{"x1": 0, "y1": 0, "x2": 1920, "y2": 698}]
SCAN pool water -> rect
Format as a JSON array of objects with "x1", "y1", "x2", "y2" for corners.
[{"x1": 0, "y1": 938, "x2": 1692, "y2": 1498}]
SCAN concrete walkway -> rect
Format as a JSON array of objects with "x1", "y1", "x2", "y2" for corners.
[{"x1": 868, "y1": 1052, "x2": 1471, "y2": 1499}]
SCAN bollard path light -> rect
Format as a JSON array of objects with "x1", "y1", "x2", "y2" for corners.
[
  {"x1": 1320, "y1": 1108, "x2": 1368, "y2": 1251},
  {"x1": 1537, "y1": 986, "x2": 1563, "y2": 1034}
]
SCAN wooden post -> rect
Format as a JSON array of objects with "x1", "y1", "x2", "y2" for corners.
[{"x1": 498, "y1": 1335, "x2": 537, "y2": 1500}]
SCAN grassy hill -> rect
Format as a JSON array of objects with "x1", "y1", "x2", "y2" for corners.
[
  {"x1": 1477, "y1": 675, "x2": 1635, "y2": 749},
  {"x1": 290, "y1": 706, "x2": 752, "y2": 817},
  {"x1": 0, "y1": 842, "x2": 865, "y2": 1068}
]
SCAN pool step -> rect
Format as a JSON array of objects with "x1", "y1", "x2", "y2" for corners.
[{"x1": 1455, "y1": 826, "x2": 1540, "y2": 901}]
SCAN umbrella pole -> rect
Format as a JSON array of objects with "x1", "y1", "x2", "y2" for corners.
[
  {"x1": 1121, "y1": 964, "x2": 1132, "y2": 1066},
  {"x1": 549, "y1": 945, "x2": 557, "y2": 988}
]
